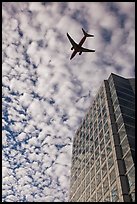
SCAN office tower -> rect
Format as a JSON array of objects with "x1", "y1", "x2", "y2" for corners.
[{"x1": 69, "y1": 73, "x2": 135, "y2": 202}]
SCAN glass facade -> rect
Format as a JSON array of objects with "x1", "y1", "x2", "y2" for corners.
[{"x1": 69, "y1": 73, "x2": 135, "y2": 202}]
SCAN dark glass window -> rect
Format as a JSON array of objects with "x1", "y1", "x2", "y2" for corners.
[
  {"x1": 128, "y1": 136, "x2": 135, "y2": 150},
  {"x1": 125, "y1": 124, "x2": 135, "y2": 137},
  {"x1": 121, "y1": 106, "x2": 135, "y2": 118},
  {"x1": 115, "y1": 85, "x2": 134, "y2": 96},
  {"x1": 123, "y1": 115, "x2": 135, "y2": 127},
  {"x1": 117, "y1": 90, "x2": 135, "y2": 102},
  {"x1": 113, "y1": 75, "x2": 131, "y2": 89},
  {"x1": 118, "y1": 97, "x2": 135, "y2": 110}
]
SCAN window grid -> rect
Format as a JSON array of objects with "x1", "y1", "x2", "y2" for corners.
[{"x1": 70, "y1": 75, "x2": 134, "y2": 202}]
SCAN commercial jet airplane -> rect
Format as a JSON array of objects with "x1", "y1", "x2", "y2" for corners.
[{"x1": 67, "y1": 28, "x2": 95, "y2": 60}]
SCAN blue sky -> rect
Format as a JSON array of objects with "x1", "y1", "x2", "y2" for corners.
[{"x1": 2, "y1": 2, "x2": 135, "y2": 202}]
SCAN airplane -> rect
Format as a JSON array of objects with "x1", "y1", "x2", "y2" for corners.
[{"x1": 67, "y1": 28, "x2": 95, "y2": 60}]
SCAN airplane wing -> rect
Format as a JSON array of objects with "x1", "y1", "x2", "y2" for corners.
[
  {"x1": 79, "y1": 46, "x2": 95, "y2": 52},
  {"x1": 67, "y1": 33, "x2": 78, "y2": 48}
]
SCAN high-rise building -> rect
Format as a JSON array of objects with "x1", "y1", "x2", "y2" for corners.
[{"x1": 69, "y1": 73, "x2": 135, "y2": 202}]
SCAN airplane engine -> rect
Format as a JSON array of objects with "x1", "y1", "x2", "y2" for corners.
[
  {"x1": 71, "y1": 47, "x2": 74, "y2": 50},
  {"x1": 79, "y1": 51, "x2": 82, "y2": 55}
]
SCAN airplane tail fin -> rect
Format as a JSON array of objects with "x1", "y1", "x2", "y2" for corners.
[{"x1": 82, "y1": 28, "x2": 94, "y2": 37}]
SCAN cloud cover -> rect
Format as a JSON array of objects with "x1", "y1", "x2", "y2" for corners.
[{"x1": 2, "y1": 2, "x2": 135, "y2": 202}]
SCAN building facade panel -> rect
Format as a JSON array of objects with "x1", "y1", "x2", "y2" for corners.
[{"x1": 69, "y1": 73, "x2": 135, "y2": 202}]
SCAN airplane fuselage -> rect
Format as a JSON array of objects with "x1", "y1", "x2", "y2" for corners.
[{"x1": 70, "y1": 36, "x2": 86, "y2": 60}]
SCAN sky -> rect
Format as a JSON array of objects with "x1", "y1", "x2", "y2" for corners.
[{"x1": 2, "y1": 2, "x2": 135, "y2": 202}]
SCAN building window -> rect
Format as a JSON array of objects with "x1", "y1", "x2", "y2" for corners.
[
  {"x1": 124, "y1": 150, "x2": 134, "y2": 173},
  {"x1": 86, "y1": 185, "x2": 90, "y2": 201},
  {"x1": 96, "y1": 171, "x2": 101, "y2": 186},
  {"x1": 114, "y1": 105, "x2": 121, "y2": 120},
  {"x1": 121, "y1": 106, "x2": 135, "y2": 119},
  {"x1": 99, "y1": 130, "x2": 103, "y2": 142},
  {"x1": 108, "y1": 154, "x2": 114, "y2": 170},
  {"x1": 94, "y1": 120, "x2": 98, "y2": 132},
  {"x1": 117, "y1": 90, "x2": 134, "y2": 103},
  {"x1": 97, "y1": 185, "x2": 102, "y2": 201},
  {"x1": 103, "y1": 112, "x2": 108, "y2": 124},
  {"x1": 100, "y1": 138, "x2": 105, "y2": 152},
  {"x1": 105, "y1": 130, "x2": 110, "y2": 144},
  {"x1": 90, "y1": 166, "x2": 95, "y2": 180},
  {"x1": 109, "y1": 168, "x2": 116, "y2": 185},
  {"x1": 98, "y1": 113, "x2": 101, "y2": 124},
  {"x1": 118, "y1": 97, "x2": 135, "y2": 110},
  {"x1": 90, "y1": 178, "x2": 95, "y2": 194},
  {"x1": 103, "y1": 176, "x2": 109, "y2": 194},
  {"x1": 116, "y1": 115, "x2": 124, "y2": 130},
  {"x1": 85, "y1": 172, "x2": 90, "y2": 186},
  {"x1": 111, "y1": 185, "x2": 119, "y2": 202},
  {"x1": 98, "y1": 120, "x2": 102, "y2": 132},
  {"x1": 96, "y1": 158, "x2": 100, "y2": 172},
  {"x1": 102, "y1": 105, "x2": 106, "y2": 116},
  {"x1": 121, "y1": 135, "x2": 130, "y2": 157},
  {"x1": 127, "y1": 165, "x2": 135, "y2": 192},
  {"x1": 106, "y1": 142, "x2": 112, "y2": 156},
  {"x1": 90, "y1": 192, "x2": 96, "y2": 201},
  {"x1": 104, "y1": 121, "x2": 109, "y2": 134},
  {"x1": 95, "y1": 147, "x2": 99, "y2": 160},
  {"x1": 131, "y1": 192, "x2": 135, "y2": 202},
  {"x1": 104, "y1": 194, "x2": 111, "y2": 202},
  {"x1": 102, "y1": 162, "x2": 107, "y2": 178},
  {"x1": 125, "y1": 124, "x2": 135, "y2": 137},
  {"x1": 118, "y1": 124, "x2": 126, "y2": 142},
  {"x1": 101, "y1": 149, "x2": 106, "y2": 165},
  {"x1": 123, "y1": 114, "x2": 135, "y2": 127},
  {"x1": 95, "y1": 136, "x2": 99, "y2": 149}
]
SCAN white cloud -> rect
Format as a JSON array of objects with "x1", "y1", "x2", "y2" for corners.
[{"x1": 2, "y1": 2, "x2": 135, "y2": 202}]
